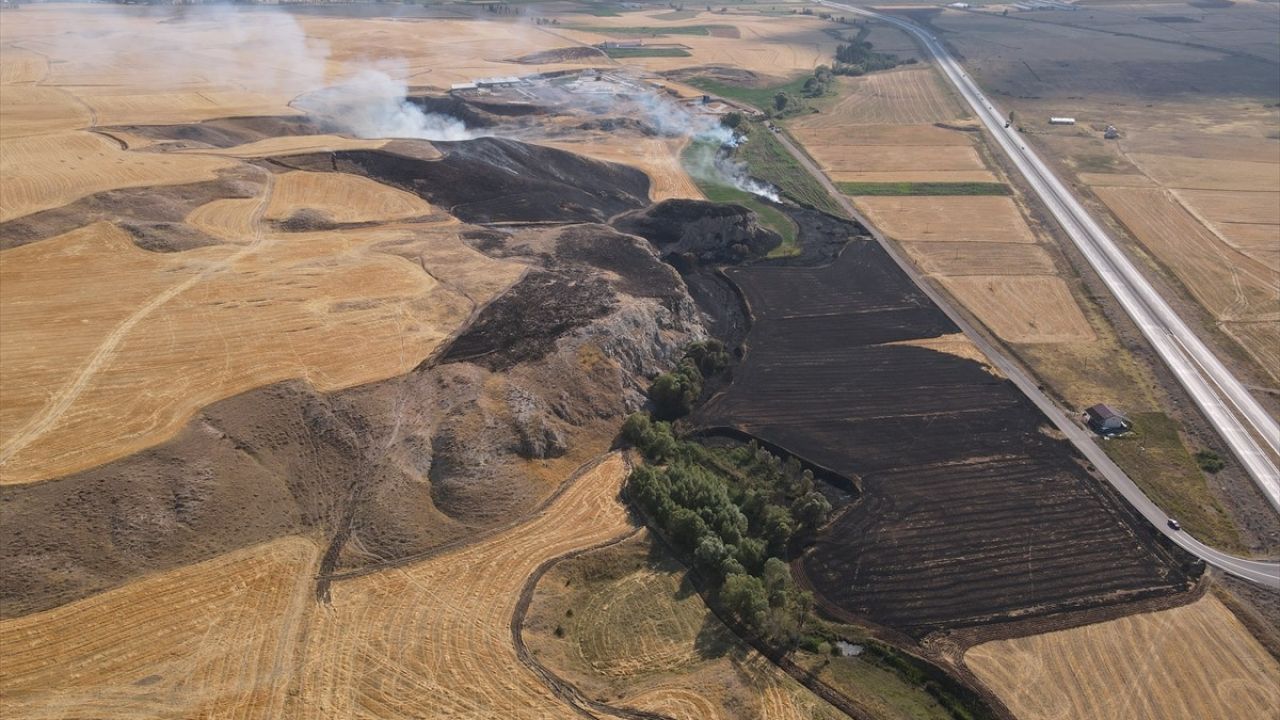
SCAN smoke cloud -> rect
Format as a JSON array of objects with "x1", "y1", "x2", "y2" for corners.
[{"x1": 295, "y1": 68, "x2": 481, "y2": 141}]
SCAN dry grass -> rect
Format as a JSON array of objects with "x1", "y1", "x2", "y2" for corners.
[
  {"x1": 1174, "y1": 189, "x2": 1280, "y2": 271},
  {"x1": 176, "y1": 134, "x2": 396, "y2": 158},
  {"x1": 965, "y1": 596, "x2": 1280, "y2": 720},
  {"x1": 536, "y1": 136, "x2": 702, "y2": 202},
  {"x1": 854, "y1": 196, "x2": 1038, "y2": 244},
  {"x1": 939, "y1": 276, "x2": 1096, "y2": 344},
  {"x1": 789, "y1": 123, "x2": 975, "y2": 146},
  {"x1": 1129, "y1": 153, "x2": 1280, "y2": 192},
  {"x1": 0, "y1": 453, "x2": 641, "y2": 718},
  {"x1": 812, "y1": 145, "x2": 986, "y2": 174},
  {"x1": 885, "y1": 333, "x2": 1003, "y2": 375},
  {"x1": 829, "y1": 169, "x2": 999, "y2": 183},
  {"x1": 555, "y1": 10, "x2": 838, "y2": 77},
  {"x1": 0, "y1": 537, "x2": 321, "y2": 719},
  {"x1": 901, "y1": 242, "x2": 1057, "y2": 276},
  {"x1": 0, "y1": 220, "x2": 521, "y2": 485},
  {"x1": 1223, "y1": 321, "x2": 1280, "y2": 383},
  {"x1": 265, "y1": 171, "x2": 433, "y2": 224}
]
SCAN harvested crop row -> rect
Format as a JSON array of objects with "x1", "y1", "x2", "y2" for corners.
[
  {"x1": 0, "y1": 537, "x2": 321, "y2": 720},
  {"x1": 965, "y1": 595, "x2": 1280, "y2": 720},
  {"x1": 265, "y1": 171, "x2": 433, "y2": 225}
]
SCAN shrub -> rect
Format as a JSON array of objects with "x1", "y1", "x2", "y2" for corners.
[{"x1": 1195, "y1": 450, "x2": 1226, "y2": 474}]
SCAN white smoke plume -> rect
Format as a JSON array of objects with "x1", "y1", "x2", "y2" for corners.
[
  {"x1": 295, "y1": 68, "x2": 480, "y2": 141},
  {"x1": 609, "y1": 89, "x2": 779, "y2": 202},
  {"x1": 43, "y1": 4, "x2": 478, "y2": 141}
]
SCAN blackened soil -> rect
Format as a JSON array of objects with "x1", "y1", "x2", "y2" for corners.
[
  {"x1": 554, "y1": 224, "x2": 683, "y2": 299},
  {"x1": 405, "y1": 95, "x2": 499, "y2": 127},
  {"x1": 277, "y1": 137, "x2": 651, "y2": 224},
  {"x1": 699, "y1": 239, "x2": 1190, "y2": 636},
  {"x1": 440, "y1": 269, "x2": 615, "y2": 371},
  {"x1": 108, "y1": 115, "x2": 320, "y2": 149}
]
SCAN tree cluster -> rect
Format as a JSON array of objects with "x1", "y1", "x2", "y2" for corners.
[
  {"x1": 833, "y1": 38, "x2": 903, "y2": 76},
  {"x1": 647, "y1": 340, "x2": 730, "y2": 420},
  {"x1": 623, "y1": 417, "x2": 832, "y2": 646}
]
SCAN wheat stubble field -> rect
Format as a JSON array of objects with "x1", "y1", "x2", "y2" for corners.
[{"x1": 965, "y1": 596, "x2": 1280, "y2": 720}]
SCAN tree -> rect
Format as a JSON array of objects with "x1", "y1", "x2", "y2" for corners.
[
  {"x1": 792, "y1": 491, "x2": 831, "y2": 531},
  {"x1": 649, "y1": 360, "x2": 703, "y2": 420},
  {"x1": 668, "y1": 506, "x2": 709, "y2": 550},
  {"x1": 721, "y1": 573, "x2": 769, "y2": 627},
  {"x1": 760, "y1": 504, "x2": 794, "y2": 556},
  {"x1": 721, "y1": 111, "x2": 743, "y2": 130},
  {"x1": 694, "y1": 534, "x2": 732, "y2": 574},
  {"x1": 773, "y1": 92, "x2": 790, "y2": 112},
  {"x1": 761, "y1": 557, "x2": 792, "y2": 607}
]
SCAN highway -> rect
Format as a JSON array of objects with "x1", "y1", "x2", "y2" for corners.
[{"x1": 795, "y1": 2, "x2": 1280, "y2": 586}]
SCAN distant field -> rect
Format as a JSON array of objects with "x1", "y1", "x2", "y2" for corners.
[
  {"x1": 966, "y1": 596, "x2": 1280, "y2": 720},
  {"x1": 838, "y1": 181, "x2": 1009, "y2": 196},
  {"x1": 565, "y1": 24, "x2": 733, "y2": 36}
]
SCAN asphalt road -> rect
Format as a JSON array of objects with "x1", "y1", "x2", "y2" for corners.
[{"x1": 775, "y1": 3, "x2": 1280, "y2": 587}]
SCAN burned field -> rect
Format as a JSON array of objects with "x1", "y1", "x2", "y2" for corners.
[{"x1": 698, "y1": 236, "x2": 1191, "y2": 636}]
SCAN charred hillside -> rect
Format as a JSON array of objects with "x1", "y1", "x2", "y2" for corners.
[{"x1": 276, "y1": 138, "x2": 651, "y2": 224}]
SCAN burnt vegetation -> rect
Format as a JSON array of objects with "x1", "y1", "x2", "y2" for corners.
[{"x1": 277, "y1": 138, "x2": 652, "y2": 224}]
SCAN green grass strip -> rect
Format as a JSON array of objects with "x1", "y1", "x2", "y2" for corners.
[{"x1": 604, "y1": 47, "x2": 691, "y2": 58}]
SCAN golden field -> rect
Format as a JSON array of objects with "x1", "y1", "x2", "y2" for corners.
[{"x1": 966, "y1": 596, "x2": 1280, "y2": 720}]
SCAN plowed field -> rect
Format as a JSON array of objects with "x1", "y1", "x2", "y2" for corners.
[
  {"x1": 700, "y1": 240, "x2": 1186, "y2": 635},
  {"x1": 966, "y1": 595, "x2": 1280, "y2": 720}
]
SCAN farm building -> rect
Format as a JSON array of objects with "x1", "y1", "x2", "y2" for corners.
[
  {"x1": 1049, "y1": 117, "x2": 1076, "y2": 125},
  {"x1": 1085, "y1": 404, "x2": 1131, "y2": 435}
]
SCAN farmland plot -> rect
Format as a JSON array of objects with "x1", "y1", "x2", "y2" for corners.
[
  {"x1": 0, "y1": 537, "x2": 321, "y2": 719},
  {"x1": 966, "y1": 595, "x2": 1280, "y2": 720},
  {"x1": 699, "y1": 240, "x2": 1187, "y2": 635}
]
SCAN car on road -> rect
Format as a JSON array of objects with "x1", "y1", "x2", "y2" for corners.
[{"x1": 1168, "y1": 519, "x2": 1181, "y2": 531}]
